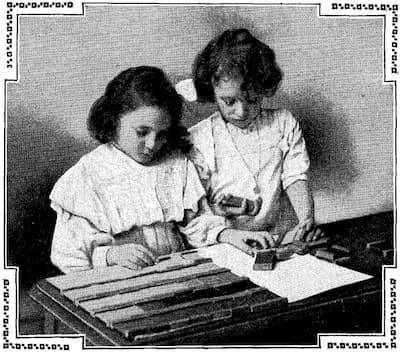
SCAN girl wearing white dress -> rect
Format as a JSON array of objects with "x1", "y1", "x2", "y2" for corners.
[
  {"x1": 184, "y1": 29, "x2": 324, "y2": 248},
  {"x1": 50, "y1": 66, "x2": 238, "y2": 273}
]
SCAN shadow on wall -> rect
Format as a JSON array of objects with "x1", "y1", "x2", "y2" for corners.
[
  {"x1": 7, "y1": 109, "x2": 93, "y2": 288},
  {"x1": 274, "y1": 88, "x2": 359, "y2": 194}
]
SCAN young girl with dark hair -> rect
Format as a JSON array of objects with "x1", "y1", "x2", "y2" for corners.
[
  {"x1": 183, "y1": 29, "x2": 323, "y2": 252},
  {"x1": 50, "y1": 66, "x2": 231, "y2": 273}
]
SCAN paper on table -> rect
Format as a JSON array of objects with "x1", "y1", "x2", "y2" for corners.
[{"x1": 197, "y1": 243, "x2": 373, "y2": 303}]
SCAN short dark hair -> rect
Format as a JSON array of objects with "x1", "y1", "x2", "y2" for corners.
[
  {"x1": 192, "y1": 28, "x2": 283, "y2": 103},
  {"x1": 87, "y1": 66, "x2": 190, "y2": 153}
]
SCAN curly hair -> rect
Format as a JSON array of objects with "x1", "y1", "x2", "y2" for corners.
[
  {"x1": 192, "y1": 28, "x2": 283, "y2": 103},
  {"x1": 87, "y1": 66, "x2": 191, "y2": 154}
]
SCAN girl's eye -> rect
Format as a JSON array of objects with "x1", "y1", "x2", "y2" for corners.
[
  {"x1": 136, "y1": 129, "x2": 148, "y2": 137},
  {"x1": 223, "y1": 98, "x2": 237, "y2": 106}
]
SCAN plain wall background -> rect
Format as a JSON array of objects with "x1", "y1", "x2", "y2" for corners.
[{"x1": 6, "y1": 5, "x2": 393, "y2": 285}]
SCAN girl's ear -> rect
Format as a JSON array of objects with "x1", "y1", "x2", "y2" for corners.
[{"x1": 175, "y1": 79, "x2": 197, "y2": 102}]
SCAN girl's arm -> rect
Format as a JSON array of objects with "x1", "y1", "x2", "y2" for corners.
[
  {"x1": 181, "y1": 198, "x2": 274, "y2": 254},
  {"x1": 285, "y1": 180, "x2": 324, "y2": 243},
  {"x1": 285, "y1": 179, "x2": 314, "y2": 225}
]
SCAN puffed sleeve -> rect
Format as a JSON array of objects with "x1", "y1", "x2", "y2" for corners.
[
  {"x1": 50, "y1": 205, "x2": 114, "y2": 273},
  {"x1": 280, "y1": 111, "x2": 310, "y2": 190},
  {"x1": 50, "y1": 161, "x2": 114, "y2": 273}
]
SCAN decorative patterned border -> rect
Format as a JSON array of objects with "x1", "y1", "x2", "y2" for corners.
[
  {"x1": 389, "y1": 278, "x2": 397, "y2": 348},
  {"x1": 5, "y1": 2, "x2": 74, "y2": 69},
  {"x1": 2, "y1": 279, "x2": 71, "y2": 350},
  {"x1": 331, "y1": 3, "x2": 399, "y2": 75},
  {"x1": 1, "y1": 1, "x2": 399, "y2": 350}
]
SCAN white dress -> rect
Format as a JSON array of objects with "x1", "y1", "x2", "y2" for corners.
[
  {"x1": 50, "y1": 144, "x2": 226, "y2": 273},
  {"x1": 189, "y1": 108, "x2": 310, "y2": 234}
]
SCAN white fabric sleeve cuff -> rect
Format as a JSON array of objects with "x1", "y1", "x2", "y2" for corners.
[
  {"x1": 282, "y1": 174, "x2": 308, "y2": 190},
  {"x1": 92, "y1": 245, "x2": 113, "y2": 267},
  {"x1": 206, "y1": 223, "x2": 229, "y2": 245},
  {"x1": 179, "y1": 215, "x2": 229, "y2": 248}
]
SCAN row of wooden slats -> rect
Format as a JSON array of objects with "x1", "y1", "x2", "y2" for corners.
[
  {"x1": 113, "y1": 287, "x2": 287, "y2": 341},
  {"x1": 80, "y1": 270, "x2": 249, "y2": 315},
  {"x1": 93, "y1": 271, "x2": 250, "y2": 326},
  {"x1": 46, "y1": 250, "x2": 288, "y2": 343},
  {"x1": 63, "y1": 262, "x2": 227, "y2": 303}
]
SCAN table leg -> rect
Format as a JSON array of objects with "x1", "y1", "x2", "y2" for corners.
[{"x1": 43, "y1": 311, "x2": 57, "y2": 334}]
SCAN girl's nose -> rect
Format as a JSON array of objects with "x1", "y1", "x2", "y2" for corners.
[
  {"x1": 233, "y1": 102, "x2": 244, "y2": 117},
  {"x1": 145, "y1": 133, "x2": 157, "y2": 151}
]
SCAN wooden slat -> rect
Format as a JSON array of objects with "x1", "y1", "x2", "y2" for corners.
[
  {"x1": 133, "y1": 309, "x2": 233, "y2": 343},
  {"x1": 80, "y1": 270, "x2": 250, "y2": 317},
  {"x1": 48, "y1": 255, "x2": 215, "y2": 293},
  {"x1": 80, "y1": 281, "x2": 190, "y2": 315},
  {"x1": 95, "y1": 274, "x2": 253, "y2": 327},
  {"x1": 64, "y1": 262, "x2": 229, "y2": 303},
  {"x1": 47, "y1": 266, "x2": 155, "y2": 292},
  {"x1": 112, "y1": 287, "x2": 286, "y2": 338},
  {"x1": 114, "y1": 296, "x2": 235, "y2": 337}
]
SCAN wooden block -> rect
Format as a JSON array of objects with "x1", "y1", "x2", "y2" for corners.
[
  {"x1": 253, "y1": 249, "x2": 276, "y2": 270},
  {"x1": 306, "y1": 237, "x2": 331, "y2": 250},
  {"x1": 314, "y1": 249, "x2": 335, "y2": 262},
  {"x1": 219, "y1": 194, "x2": 261, "y2": 215},
  {"x1": 314, "y1": 248, "x2": 351, "y2": 263}
]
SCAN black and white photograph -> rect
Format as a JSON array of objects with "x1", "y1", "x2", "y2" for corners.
[{"x1": 1, "y1": 0, "x2": 398, "y2": 349}]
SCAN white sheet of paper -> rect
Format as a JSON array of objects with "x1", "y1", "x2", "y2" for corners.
[{"x1": 197, "y1": 243, "x2": 373, "y2": 303}]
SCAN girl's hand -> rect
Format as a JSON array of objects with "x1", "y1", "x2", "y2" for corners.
[
  {"x1": 106, "y1": 243, "x2": 157, "y2": 270},
  {"x1": 218, "y1": 229, "x2": 276, "y2": 256},
  {"x1": 284, "y1": 219, "x2": 325, "y2": 244}
]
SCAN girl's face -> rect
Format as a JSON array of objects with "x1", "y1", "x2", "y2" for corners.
[
  {"x1": 213, "y1": 77, "x2": 261, "y2": 128},
  {"x1": 115, "y1": 106, "x2": 171, "y2": 165}
]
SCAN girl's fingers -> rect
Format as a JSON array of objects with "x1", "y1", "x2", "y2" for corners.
[
  {"x1": 181, "y1": 217, "x2": 200, "y2": 231},
  {"x1": 294, "y1": 227, "x2": 306, "y2": 242},
  {"x1": 237, "y1": 240, "x2": 256, "y2": 256},
  {"x1": 215, "y1": 194, "x2": 226, "y2": 205},
  {"x1": 120, "y1": 260, "x2": 141, "y2": 271},
  {"x1": 134, "y1": 246, "x2": 156, "y2": 265}
]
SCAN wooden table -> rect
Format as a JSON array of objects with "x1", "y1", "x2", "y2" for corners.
[{"x1": 29, "y1": 212, "x2": 393, "y2": 346}]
